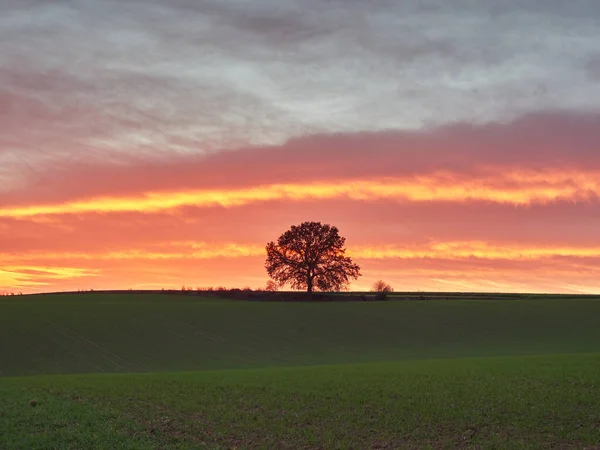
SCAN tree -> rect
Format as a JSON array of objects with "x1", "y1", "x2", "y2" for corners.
[
  {"x1": 372, "y1": 280, "x2": 394, "y2": 293},
  {"x1": 371, "y1": 280, "x2": 394, "y2": 300},
  {"x1": 265, "y1": 221, "x2": 361, "y2": 295}
]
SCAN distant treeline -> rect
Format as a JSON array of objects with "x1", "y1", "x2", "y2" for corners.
[{"x1": 17, "y1": 288, "x2": 600, "y2": 302}]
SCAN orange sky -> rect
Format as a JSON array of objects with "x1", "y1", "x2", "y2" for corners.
[{"x1": 2, "y1": 113, "x2": 600, "y2": 294}]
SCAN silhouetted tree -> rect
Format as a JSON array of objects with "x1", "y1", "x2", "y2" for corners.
[
  {"x1": 371, "y1": 280, "x2": 394, "y2": 300},
  {"x1": 265, "y1": 221, "x2": 361, "y2": 295},
  {"x1": 372, "y1": 280, "x2": 394, "y2": 293}
]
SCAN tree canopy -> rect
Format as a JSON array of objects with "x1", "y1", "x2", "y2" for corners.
[{"x1": 265, "y1": 221, "x2": 361, "y2": 294}]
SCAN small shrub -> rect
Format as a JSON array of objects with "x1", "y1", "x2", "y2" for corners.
[{"x1": 371, "y1": 280, "x2": 394, "y2": 300}]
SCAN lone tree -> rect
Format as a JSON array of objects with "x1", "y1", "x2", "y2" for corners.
[{"x1": 265, "y1": 221, "x2": 361, "y2": 295}]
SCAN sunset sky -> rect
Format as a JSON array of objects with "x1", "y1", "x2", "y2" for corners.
[{"x1": 2, "y1": 0, "x2": 600, "y2": 294}]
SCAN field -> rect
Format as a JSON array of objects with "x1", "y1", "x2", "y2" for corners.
[{"x1": 1, "y1": 293, "x2": 600, "y2": 449}]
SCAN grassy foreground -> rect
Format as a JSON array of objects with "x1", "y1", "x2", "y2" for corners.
[
  {"x1": 2, "y1": 293, "x2": 600, "y2": 448},
  {"x1": 2, "y1": 354, "x2": 600, "y2": 449},
  {"x1": 2, "y1": 294, "x2": 600, "y2": 376}
]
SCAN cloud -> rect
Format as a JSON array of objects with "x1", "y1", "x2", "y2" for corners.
[
  {"x1": 0, "y1": 266, "x2": 99, "y2": 292},
  {"x1": 4, "y1": 240, "x2": 600, "y2": 264},
  {"x1": 3, "y1": 1, "x2": 600, "y2": 294},
  {"x1": 2, "y1": 0, "x2": 600, "y2": 181},
  {"x1": 2, "y1": 171, "x2": 600, "y2": 219},
  {"x1": 2, "y1": 197, "x2": 600, "y2": 260},
  {"x1": 2, "y1": 110, "x2": 600, "y2": 207}
]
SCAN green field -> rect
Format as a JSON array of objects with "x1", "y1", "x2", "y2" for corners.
[{"x1": 1, "y1": 293, "x2": 600, "y2": 448}]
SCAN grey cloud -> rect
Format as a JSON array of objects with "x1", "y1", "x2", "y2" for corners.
[
  {"x1": 2, "y1": 109, "x2": 600, "y2": 202},
  {"x1": 586, "y1": 55, "x2": 600, "y2": 80},
  {"x1": 1, "y1": 0, "x2": 600, "y2": 184}
]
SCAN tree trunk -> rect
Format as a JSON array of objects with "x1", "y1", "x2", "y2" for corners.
[{"x1": 307, "y1": 276, "x2": 313, "y2": 299}]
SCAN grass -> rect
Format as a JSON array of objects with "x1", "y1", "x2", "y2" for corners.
[
  {"x1": 2, "y1": 354, "x2": 600, "y2": 449},
  {"x1": 2, "y1": 293, "x2": 600, "y2": 448},
  {"x1": 1, "y1": 293, "x2": 600, "y2": 376}
]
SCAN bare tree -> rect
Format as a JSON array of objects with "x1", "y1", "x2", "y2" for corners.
[
  {"x1": 372, "y1": 280, "x2": 394, "y2": 293},
  {"x1": 371, "y1": 280, "x2": 394, "y2": 300},
  {"x1": 265, "y1": 221, "x2": 361, "y2": 295}
]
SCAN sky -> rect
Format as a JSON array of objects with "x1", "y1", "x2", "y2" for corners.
[{"x1": 2, "y1": 0, "x2": 600, "y2": 294}]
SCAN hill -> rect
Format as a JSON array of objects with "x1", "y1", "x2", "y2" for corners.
[
  {"x1": 3, "y1": 293, "x2": 600, "y2": 448},
  {"x1": 1, "y1": 293, "x2": 600, "y2": 377}
]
